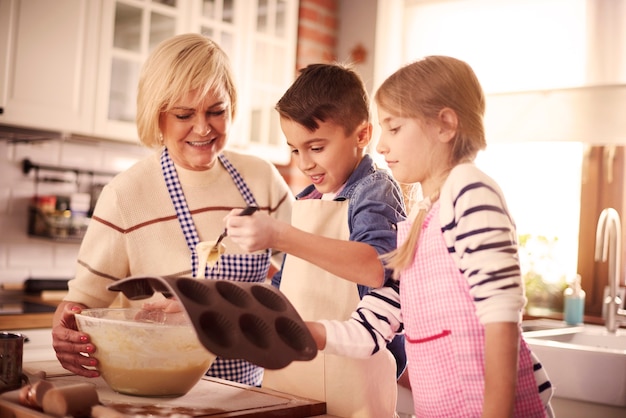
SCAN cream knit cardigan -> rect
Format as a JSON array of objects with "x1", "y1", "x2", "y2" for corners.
[{"x1": 66, "y1": 149, "x2": 294, "y2": 308}]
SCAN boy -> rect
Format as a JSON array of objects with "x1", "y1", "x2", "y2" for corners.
[{"x1": 226, "y1": 63, "x2": 405, "y2": 417}]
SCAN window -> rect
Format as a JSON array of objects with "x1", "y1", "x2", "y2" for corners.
[
  {"x1": 402, "y1": 0, "x2": 588, "y2": 93},
  {"x1": 193, "y1": 0, "x2": 298, "y2": 165},
  {"x1": 100, "y1": 0, "x2": 298, "y2": 162},
  {"x1": 476, "y1": 142, "x2": 583, "y2": 316},
  {"x1": 379, "y1": 0, "x2": 624, "y2": 320}
]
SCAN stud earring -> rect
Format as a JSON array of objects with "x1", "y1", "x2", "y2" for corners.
[{"x1": 159, "y1": 132, "x2": 164, "y2": 144}]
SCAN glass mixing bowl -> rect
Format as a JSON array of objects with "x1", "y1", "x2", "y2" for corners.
[{"x1": 75, "y1": 308, "x2": 216, "y2": 397}]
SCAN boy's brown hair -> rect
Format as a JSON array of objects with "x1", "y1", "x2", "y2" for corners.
[{"x1": 275, "y1": 63, "x2": 369, "y2": 136}]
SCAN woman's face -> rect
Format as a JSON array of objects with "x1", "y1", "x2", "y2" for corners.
[{"x1": 159, "y1": 88, "x2": 231, "y2": 171}]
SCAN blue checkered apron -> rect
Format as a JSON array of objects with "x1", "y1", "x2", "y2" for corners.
[{"x1": 161, "y1": 148, "x2": 270, "y2": 386}]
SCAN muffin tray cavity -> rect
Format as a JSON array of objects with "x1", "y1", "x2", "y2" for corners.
[{"x1": 107, "y1": 276, "x2": 317, "y2": 370}]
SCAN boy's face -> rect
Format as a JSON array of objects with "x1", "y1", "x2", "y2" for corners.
[{"x1": 282, "y1": 117, "x2": 370, "y2": 195}]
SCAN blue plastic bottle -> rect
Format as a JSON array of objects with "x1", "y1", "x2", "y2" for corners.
[{"x1": 563, "y1": 274, "x2": 585, "y2": 325}]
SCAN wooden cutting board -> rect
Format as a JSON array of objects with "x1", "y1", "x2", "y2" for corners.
[{"x1": 0, "y1": 360, "x2": 326, "y2": 417}]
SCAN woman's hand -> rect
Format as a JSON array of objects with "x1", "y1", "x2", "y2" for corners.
[{"x1": 51, "y1": 301, "x2": 100, "y2": 378}]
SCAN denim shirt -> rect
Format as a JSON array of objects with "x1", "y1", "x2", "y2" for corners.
[{"x1": 272, "y1": 154, "x2": 407, "y2": 376}]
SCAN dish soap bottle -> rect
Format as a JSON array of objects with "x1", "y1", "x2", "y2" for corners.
[{"x1": 563, "y1": 274, "x2": 585, "y2": 325}]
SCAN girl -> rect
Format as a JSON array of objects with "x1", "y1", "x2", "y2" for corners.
[{"x1": 307, "y1": 56, "x2": 554, "y2": 418}]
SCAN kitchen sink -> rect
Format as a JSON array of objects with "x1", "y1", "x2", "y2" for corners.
[
  {"x1": 523, "y1": 320, "x2": 626, "y2": 407},
  {"x1": 528, "y1": 327, "x2": 626, "y2": 350},
  {"x1": 522, "y1": 318, "x2": 575, "y2": 332}
]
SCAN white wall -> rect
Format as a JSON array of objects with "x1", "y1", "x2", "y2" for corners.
[
  {"x1": 0, "y1": 135, "x2": 149, "y2": 285},
  {"x1": 335, "y1": 0, "x2": 405, "y2": 96},
  {"x1": 336, "y1": 0, "x2": 378, "y2": 94}
]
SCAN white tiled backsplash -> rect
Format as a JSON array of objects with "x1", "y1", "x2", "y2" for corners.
[{"x1": 0, "y1": 135, "x2": 150, "y2": 286}]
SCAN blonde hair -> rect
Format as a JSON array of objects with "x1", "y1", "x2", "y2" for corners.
[
  {"x1": 376, "y1": 56, "x2": 487, "y2": 277},
  {"x1": 136, "y1": 33, "x2": 237, "y2": 148}
]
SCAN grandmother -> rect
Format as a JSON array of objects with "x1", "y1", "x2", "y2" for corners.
[{"x1": 51, "y1": 33, "x2": 293, "y2": 387}]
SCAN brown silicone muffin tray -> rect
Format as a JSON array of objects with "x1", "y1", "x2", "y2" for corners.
[{"x1": 107, "y1": 276, "x2": 317, "y2": 370}]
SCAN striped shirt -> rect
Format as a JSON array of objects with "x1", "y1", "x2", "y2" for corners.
[{"x1": 321, "y1": 163, "x2": 553, "y2": 410}]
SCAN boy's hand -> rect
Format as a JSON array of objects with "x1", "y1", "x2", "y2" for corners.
[{"x1": 225, "y1": 209, "x2": 282, "y2": 251}]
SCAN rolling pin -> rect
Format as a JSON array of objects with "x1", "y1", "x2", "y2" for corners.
[{"x1": 41, "y1": 383, "x2": 100, "y2": 417}]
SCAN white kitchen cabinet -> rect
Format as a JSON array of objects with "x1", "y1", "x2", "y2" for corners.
[
  {"x1": 95, "y1": 0, "x2": 298, "y2": 161},
  {"x1": 209, "y1": 0, "x2": 299, "y2": 165},
  {"x1": 0, "y1": 0, "x2": 101, "y2": 135},
  {"x1": 0, "y1": 0, "x2": 298, "y2": 160},
  {"x1": 93, "y1": 0, "x2": 188, "y2": 142}
]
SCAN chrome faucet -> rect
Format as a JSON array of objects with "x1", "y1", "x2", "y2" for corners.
[{"x1": 594, "y1": 207, "x2": 626, "y2": 333}]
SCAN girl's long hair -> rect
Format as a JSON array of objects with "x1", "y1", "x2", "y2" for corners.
[
  {"x1": 376, "y1": 56, "x2": 486, "y2": 278},
  {"x1": 384, "y1": 190, "x2": 440, "y2": 278}
]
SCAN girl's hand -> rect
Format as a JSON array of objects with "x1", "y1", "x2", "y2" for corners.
[
  {"x1": 482, "y1": 322, "x2": 518, "y2": 418},
  {"x1": 306, "y1": 321, "x2": 327, "y2": 350}
]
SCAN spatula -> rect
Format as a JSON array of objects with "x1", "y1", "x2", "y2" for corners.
[
  {"x1": 210, "y1": 205, "x2": 259, "y2": 252},
  {"x1": 196, "y1": 206, "x2": 260, "y2": 276}
]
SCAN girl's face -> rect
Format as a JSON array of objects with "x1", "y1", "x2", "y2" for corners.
[
  {"x1": 282, "y1": 117, "x2": 370, "y2": 195},
  {"x1": 376, "y1": 106, "x2": 450, "y2": 196},
  {"x1": 159, "y1": 88, "x2": 231, "y2": 171}
]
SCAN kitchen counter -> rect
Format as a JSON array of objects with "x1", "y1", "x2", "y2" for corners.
[
  {"x1": 1, "y1": 367, "x2": 328, "y2": 417},
  {"x1": 0, "y1": 312, "x2": 55, "y2": 330},
  {"x1": 2, "y1": 329, "x2": 335, "y2": 417},
  {"x1": 0, "y1": 290, "x2": 64, "y2": 330}
]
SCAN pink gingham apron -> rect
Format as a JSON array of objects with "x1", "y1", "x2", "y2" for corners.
[{"x1": 399, "y1": 201, "x2": 547, "y2": 417}]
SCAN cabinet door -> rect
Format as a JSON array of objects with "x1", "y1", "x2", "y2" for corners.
[
  {"x1": 93, "y1": 0, "x2": 187, "y2": 143},
  {"x1": 93, "y1": 0, "x2": 298, "y2": 152},
  {"x1": 187, "y1": 0, "x2": 299, "y2": 165},
  {"x1": 243, "y1": 0, "x2": 298, "y2": 165},
  {"x1": 0, "y1": 0, "x2": 100, "y2": 135}
]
